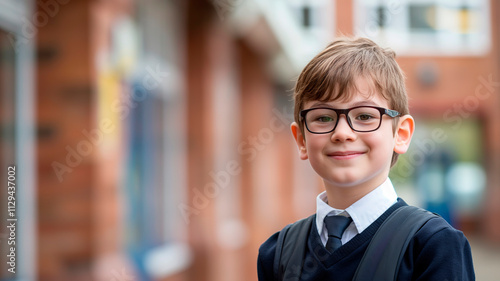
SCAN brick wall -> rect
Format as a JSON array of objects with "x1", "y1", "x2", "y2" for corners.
[{"x1": 36, "y1": 0, "x2": 94, "y2": 279}]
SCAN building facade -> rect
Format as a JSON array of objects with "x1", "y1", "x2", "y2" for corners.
[{"x1": 1, "y1": 0, "x2": 499, "y2": 280}]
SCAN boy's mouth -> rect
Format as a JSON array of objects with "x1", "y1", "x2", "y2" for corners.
[{"x1": 328, "y1": 151, "x2": 364, "y2": 160}]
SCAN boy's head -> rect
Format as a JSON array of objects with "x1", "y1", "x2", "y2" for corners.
[{"x1": 293, "y1": 37, "x2": 410, "y2": 167}]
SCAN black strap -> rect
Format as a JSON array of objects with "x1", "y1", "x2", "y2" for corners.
[
  {"x1": 273, "y1": 215, "x2": 314, "y2": 281},
  {"x1": 352, "y1": 206, "x2": 437, "y2": 281},
  {"x1": 274, "y1": 206, "x2": 437, "y2": 281}
]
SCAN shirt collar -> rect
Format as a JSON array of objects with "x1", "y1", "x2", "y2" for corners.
[{"x1": 316, "y1": 178, "x2": 398, "y2": 236}]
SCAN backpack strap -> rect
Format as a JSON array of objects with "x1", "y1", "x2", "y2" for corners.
[
  {"x1": 273, "y1": 215, "x2": 315, "y2": 281},
  {"x1": 353, "y1": 205, "x2": 438, "y2": 281}
]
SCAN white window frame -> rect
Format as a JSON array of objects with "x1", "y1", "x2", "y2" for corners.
[
  {"x1": 0, "y1": 1, "x2": 37, "y2": 280},
  {"x1": 354, "y1": 0, "x2": 491, "y2": 56}
]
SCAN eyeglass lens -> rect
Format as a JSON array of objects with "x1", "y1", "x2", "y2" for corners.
[{"x1": 305, "y1": 107, "x2": 382, "y2": 133}]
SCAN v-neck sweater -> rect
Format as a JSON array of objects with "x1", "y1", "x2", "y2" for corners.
[{"x1": 257, "y1": 199, "x2": 475, "y2": 280}]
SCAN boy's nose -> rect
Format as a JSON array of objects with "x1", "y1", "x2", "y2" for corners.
[{"x1": 331, "y1": 115, "x2": 357, "y2": 142}]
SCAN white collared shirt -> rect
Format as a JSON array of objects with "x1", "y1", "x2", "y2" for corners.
[{"x1": 316, "y1": 178, "x2": 398, "y2": 246}]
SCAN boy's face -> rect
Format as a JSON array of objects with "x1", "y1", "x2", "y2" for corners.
[{"x1": 291, "y1": 76, "x2": 414, "y2": 195}]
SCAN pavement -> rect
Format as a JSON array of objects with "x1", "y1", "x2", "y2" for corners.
[{"x1": 469, "y1": 237, "x2": 500, "y2": 280}]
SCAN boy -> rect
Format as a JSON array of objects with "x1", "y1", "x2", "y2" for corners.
[{"x1": 257, "y1": 37, "x2": 475, "y2": 280}]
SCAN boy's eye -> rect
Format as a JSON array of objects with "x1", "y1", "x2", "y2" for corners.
[
  {"x1": 356, "y1": 113, "x2": 375, "y2": 121},
  {"x1": 315, "y1": 116, "x2": 335, "y2": 123}
]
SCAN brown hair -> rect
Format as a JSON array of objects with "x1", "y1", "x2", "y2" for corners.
[{"x1": 293, "y1": 37, "x2": 408, "y2": 166}]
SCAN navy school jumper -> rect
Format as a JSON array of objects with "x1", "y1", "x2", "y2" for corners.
[{"x1": 257, "y1": 199, "x2": 475, "y2": 281}]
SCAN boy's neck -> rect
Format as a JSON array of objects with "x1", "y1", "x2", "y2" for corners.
[{"x1": 324, "y1": 177, "x2": 387, "y2": 209}]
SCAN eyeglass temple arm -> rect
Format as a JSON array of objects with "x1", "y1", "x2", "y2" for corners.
[{"x1": 385, "y1": 109, "x2": 400, "y2": 117}]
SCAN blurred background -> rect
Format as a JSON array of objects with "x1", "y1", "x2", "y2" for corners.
[{"x1": 1, "y1": 0, "x2": 500, "y2": 280}]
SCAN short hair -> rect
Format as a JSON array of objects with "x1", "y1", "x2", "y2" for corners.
[{"x1": 293, "y1": 37, "x2": 409, "y2": 166}]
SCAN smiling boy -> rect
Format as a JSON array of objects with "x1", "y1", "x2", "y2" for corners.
[{"x1": 257, "y1": 37, "x2": 474, "y2": 280}]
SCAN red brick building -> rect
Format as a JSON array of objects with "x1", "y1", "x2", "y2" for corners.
[{"x1": 1, "y1": 0, "x2": 500, "y2": 281}]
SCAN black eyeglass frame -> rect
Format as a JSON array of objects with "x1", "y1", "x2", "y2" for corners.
[{"x1": 299, "y1": 106, "x2": 401, "y2": 134}]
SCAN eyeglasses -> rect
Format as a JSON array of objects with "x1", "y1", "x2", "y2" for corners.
[{"x1": 300, "y1": 106, "x2": 400, "y2": 134}]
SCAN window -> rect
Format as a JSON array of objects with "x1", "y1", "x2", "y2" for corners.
[
  {"x1": 408, "y1": 4, "x2": 436, "y2": 31},
  {"x1": 355, "y1": 0, "x2": 491, "y2": 56},
  {"x1": 287, "y1": 0, "x2": 334, "y2": 34},
  {"x1": 390, "y1": 119, "x2": 486, "y2": 226},
  {"x1": 118, "y1": 1, "x2": 190, "y2": 278}
]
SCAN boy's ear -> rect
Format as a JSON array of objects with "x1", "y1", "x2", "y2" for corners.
[
  {"x1": 291, "y1": 122, "x2": 308, "y2": 160},
  {"x1": 394, "y1": 115, "x2": 415, "y2": 154}
]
